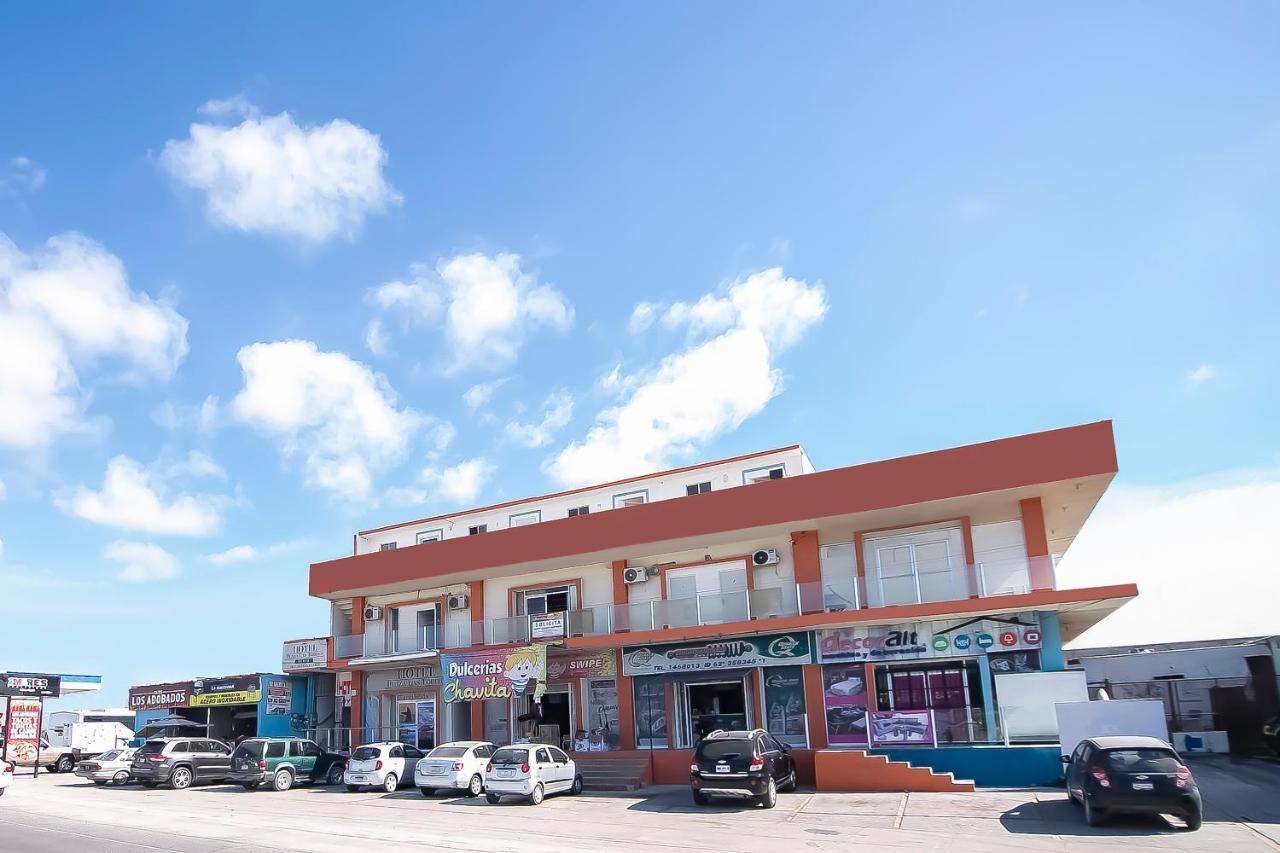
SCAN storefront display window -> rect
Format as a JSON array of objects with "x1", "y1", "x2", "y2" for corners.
[
  {"x1": 633, "y1": 677, "x2": 668, "y2": 749},
  {"x1": 682, "y1": 680, "x2": 748, "y2": 745},
  {"x1": 762, "y1": 666, "x2": 807, "y2": 748},
  {"x1": 874, "y1": 660, "x2": 984, "y2": 744},
  {"x1": 584, "y1": 678, "x2": 619, "y2": 751},
  {"x1": 822, "y1": 664, "x2": 869, "y2": 746},
  {"x1": 396, "y1": 698, "x2": 436, "y2": 750}
]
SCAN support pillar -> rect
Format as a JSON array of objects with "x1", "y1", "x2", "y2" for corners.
[{"x1": 802, "y1": 663, "x2": 828, "y2": 749}]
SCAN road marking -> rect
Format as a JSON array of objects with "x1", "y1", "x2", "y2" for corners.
[{"x1": 893, "y1": 792, "x2": 908, "y2": 829}]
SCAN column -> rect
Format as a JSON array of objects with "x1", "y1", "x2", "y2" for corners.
[
  {"x1": 802, "y1": 663, "x2": 828, "y2": 749},
  {"x1": 790, "y1": 530, "x2": 822, "y2": 613},
  {"x1": 976, "y1": 655, "x2": 997, "y2": 742},
  {"x1": 1019, "y1": 497, "x2": 1054, "y2": 590},
  {"x1": 1038, "y1": 612, "x2": 1065, "y2": 671}
]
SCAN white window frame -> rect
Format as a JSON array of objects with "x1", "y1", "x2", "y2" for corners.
[
  {"x1": 515, "y1": 584, "x2": 577, "y2": 616},
  {"x1": 686, "y1": 481, "x2": 712, "y2": 496},
  {"x1": 567, "y1": 505, "x2": 590, "y2": 517},
  {"x1": 416, "y1": 529, "x2": 444, "y2": 544},
  {"x1": 743, "y1": 463, "x2": 785, "y2": 484},
  {"x1": 468, "y1": 524, "x2": 488, "y2": 535},
  {"x1": 379, "y1": 542, "x2": 398, "y2": 551},
  {"x1": 509, "y1": 510, "x2": 541, "y2": 527},
  {"x1": 612, "y1": 489, "x2": 649, "y2": 509}
]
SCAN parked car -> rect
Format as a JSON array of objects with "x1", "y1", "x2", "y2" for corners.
[
  {"x1": 129, "y1": 738, "x2": 233, "y2": 790},
  {"x1": 74, "y1": 748, "x2": 137, "y2": 786},
  {"x1": 227, "y1": 737, "x2": 347, "y2": 792},
  {"x1": 689, "y1": 729, "x2": 797, "y2": 809},
  {"x1": 1063, "y1": 736, "x2": 1202, "y2": 830},
  {"x1": 415, "y1": 741, "x2": 495, "y2": 797},
  {"x1": 484, "y1": 744, "x2": 582, "y2": 805},
  {"x1": 0, "y1": 759, "x2": 11, "y2": 796},
  {"x1": 343, "y1": 742, "x2": 425, "y2": 793}
]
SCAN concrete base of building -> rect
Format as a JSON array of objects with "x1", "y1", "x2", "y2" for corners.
[
  {"x1": 814, "y1": 749, "x2": 976, "y2": 792},
  {"x1": 872, "y1": 745, "x2": 1064, "y2": 788}
]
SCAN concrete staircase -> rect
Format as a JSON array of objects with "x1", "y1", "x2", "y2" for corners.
[
  {"x1": 814, "y1": 749, "x2": 975, "y2": 792},
  {"x1": 573, "y1": 755, "x2": 651, "y2": 791}
]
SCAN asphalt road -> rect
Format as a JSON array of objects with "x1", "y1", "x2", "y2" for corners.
[{"x1": 1, "y1": 756, "x2": 1278, "y2": 852}]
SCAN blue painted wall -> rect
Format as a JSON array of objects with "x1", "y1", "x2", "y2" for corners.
[
  {"x1": 255, "y1": 674, "x2": 308, "y2": 737},
  {"x1": 873, "y1": 746, "x2": 1065, "y2": 787}
]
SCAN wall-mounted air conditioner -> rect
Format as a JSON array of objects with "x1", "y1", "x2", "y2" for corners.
[
  {"x1": 362, "y1": 604, "x2": 384, "y2": 622},
  {"x1": 752, "y1": 548, "x2": 780, "y2": 566},
  {"x1": 447, "y1": 593, "x2": 470, "y2": 611},
  {"x1": 622, "y1": 566, "x2": 651, "y2": 585}
]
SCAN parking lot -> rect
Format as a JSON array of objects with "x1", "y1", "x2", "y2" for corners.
[{"x1": 1, "y1": 757, "x2": 1279, "y2": 852}]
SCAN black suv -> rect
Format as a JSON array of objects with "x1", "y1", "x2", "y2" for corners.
[
  {"x1": 689, "y1": 729, "x2": 797, "y2": 808},
  {"x1": 129, "y1": 738, "x2": 233, "y2": 790},
  {"x1": 1063, "y1": 736, "x2": 1202, "y2": 830}
]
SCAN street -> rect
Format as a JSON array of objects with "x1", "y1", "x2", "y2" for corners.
[{"x1": 2, "y1": 757, "x2": 1279, "y2": 852}]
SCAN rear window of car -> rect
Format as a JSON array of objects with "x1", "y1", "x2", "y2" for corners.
[
  {"x1": 1105, "y1": 748, "x2": 1181, "y2": 772},
  {"x1": 98, "y1": 750, "x2": 123, "y2": 762},
  {"x1": 491, "y1": 747, "x2": 528, "y2": 764},
  {"x1": 429, "y1": 746, "x2": 468, "y2": 758},
  {"x1": 697, "y1": 740, "x2": 753, "y2": 760},
  {"x1": 137, "y1": 741, "x2": 166, "y2": 756},
  {"x1": 352, "y1": 746, "x2": 382, "y2": 761},
  {"x1": 233, "y1": 742, "x2": 264, "y2": 760}
]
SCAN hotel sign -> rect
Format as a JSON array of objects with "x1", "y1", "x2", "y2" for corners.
[
  {"x1": 622, "y1": 632, "x2": 812, "y2": 676},
  {"x1": 282, "y1": 638, "x2": 329, "y2": 672}
]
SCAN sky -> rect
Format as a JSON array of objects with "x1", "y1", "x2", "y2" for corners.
[{"x1": 1, "y1": 3, "x2": 1278, "y2": 713}]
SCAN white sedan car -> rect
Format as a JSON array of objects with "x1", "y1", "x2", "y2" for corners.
[
  {"x1": 0, "y1": 759, "x2": 12, "y2": 796},
  {"x1": 484, "y1": 744, "x2": 582, "y2": 805},
  {"x1": 415, "y1": 741, "x2": 495, "y2": 797},
  {"x1": 74, "y1": 748, "x2": 138, "y2": 786},
  {"x1": 344, "y1": 742, "x2": 426, "y2": 793}
]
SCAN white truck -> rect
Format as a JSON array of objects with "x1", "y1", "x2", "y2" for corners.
[{"x1": 34, "y1": 721, "x2": 135, "y2": 772}]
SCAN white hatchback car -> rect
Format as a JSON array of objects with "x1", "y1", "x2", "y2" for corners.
[
  {"x1": 75, "y1": 748, "x2": 138, "y2": 786},
  {"x1": 344, "y1": 742, "x2": 427, "y2": 793},
  {"x1": 415, "y1": 741, "x2": 495, "y2": 797},
  {"x1": 0, "y1": 759, "x2": 12, "y2": 796},
  {"x1": 484, "y1": 744, "x2": 582, "y2": 805}
]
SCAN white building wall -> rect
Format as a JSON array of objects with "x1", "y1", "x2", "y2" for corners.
[
  {"x1": 971, "y1": 519, "x2": 1031, "y2": 595},
  {"x1": 1081, "y1": 645, "x2": 1263, "y2": 684}
]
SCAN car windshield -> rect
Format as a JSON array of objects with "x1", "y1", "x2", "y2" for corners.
[
  {"x1": 429, "y1": 746, "x2": 468, "y2": 758},
  {"x1": 698, "y1": 740, "x2": 752, "y2": 760},
  {"x1": 97, "y1": 750, "x2": 123, "y2": 761},
  {"x1": 1105, "y1": 748, "x2": 1182, "y2": 773},
  {"x1": 137, "y1": 741, "x2": 166, "y2": 756},
  {"x1": 352, "y1": 746, "x2": 382, "y2": 761},
  {"x1": 491, "y1": 748, "x2": 528, "y2": 764},
  {"x1": 232, "y1": 741, "x2": 264, "y2": 759}
]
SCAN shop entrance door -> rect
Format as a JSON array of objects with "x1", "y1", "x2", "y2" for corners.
[
  {"x1": 682, "y1": 680, "x2": 748, "y2": 745},
  {"x1": 538, "y1": 687, "x2": 572, "y2": 749},
  {"x1": 397, "y1": 699, "x2": 436, "y2": 750}
]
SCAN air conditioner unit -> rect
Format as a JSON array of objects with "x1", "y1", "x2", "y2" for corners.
[
  {"x1": 622, "y1": 566, "x2": 651, "y2": 585},
  {"x1": 362, "y1": 604, "x2": 383, "y2": 622},
  {"x1": 447, "y1": 593, "x2": 470, "y2": 611},
  {"x1": 752, "y1": 548, "x2": 780, "y2": 567}
]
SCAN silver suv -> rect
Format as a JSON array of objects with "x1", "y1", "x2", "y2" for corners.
[{"x1": 130, "y1": 737, "x2": 232, "y2": 789}]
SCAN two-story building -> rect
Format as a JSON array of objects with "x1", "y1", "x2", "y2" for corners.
[{"x1": 292, "y1": 421, "x2": 1137, "y2": 789}]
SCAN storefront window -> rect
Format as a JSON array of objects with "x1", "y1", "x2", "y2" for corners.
[
  {"x1": 683, "y1": 680, "x2": 748, "y2": 743},
  {"x1": 584, "y1": 678, "x2": 619, "y2": 751},
  {"x1": 396, "y1": 698, "x2": 435, "y2": 750},
  {"x1": 874, "y1": 660, "x2": 984, "y2": 744},
  {"x1": 762, "y1": 666, "x2": 807, "y2": 748},
  {"x1": 633, "y1": 677, "x2": 668, "y2": 749},
  {"x1": 822, "y1": 664, "x2": 869, "y2": 746}
]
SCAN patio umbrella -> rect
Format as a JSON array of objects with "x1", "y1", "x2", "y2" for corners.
[{"x1": 137, "y1": 715, "x2": 209, "y2": 735}]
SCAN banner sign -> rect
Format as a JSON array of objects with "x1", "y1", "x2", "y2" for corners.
[
  {"x1": 530, "y1": 613, "x2": 566, "y2": 642},
  {"x1": 3, "y1": 697, "x2": 42, "y2": 765},
  {"x1": 282, "y1": 639, "x2": 328, "y2": 672},
  {"x1": 336, "y1": 672, "x2": 354, "y2": 708},
  {"x1": 869, "y1": 710, "x2": 934, "y2": 745},
  {"x1": 1, "y1": 673, "x2": 61, "y2": 697},
  {"x1": 817, "y1": 614, "x2": 1042, "y2": 664},
  {"x1": 623, "y1": 632, "x2": 812, "y2": 676},
  {"x1": 821, "y1": 664, "x2": 869, "y2": 746},
  {"x1": 762, "y1": 666, "x2": 808, "y2": 748},
  {"x1": 190, "y1": 675, "x2": 261, "y2": 707},
  {"x1": 440, "y1": 645, "x2": 546, "y2": 703},
  {"x1": 547, "y1": 651, "x2": 616, "y2": 683},
  {"x1": 129, "y1": 681, "x2": 193, "y2": 711},
  {"x1": 368, "y1": 666, "x2": 441, "y2": 693},
  {"x1": 265, "y1": 680, "x2": 292, "y2": 715}
]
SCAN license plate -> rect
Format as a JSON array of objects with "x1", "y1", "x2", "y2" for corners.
[
  {"x1": 349, "y1": 774, "x2": 366, "y2": 782},
  {"x1": 715, "y1": 765, "x2": 731, "y2": 774},
  {"x1": 1132, "y1": 782, "x2": 1154, "y2": 790},
  {"x1": 496, "y1": 769, "x2": 513, "y2": 778}
]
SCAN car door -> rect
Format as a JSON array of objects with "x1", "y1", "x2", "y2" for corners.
[
  {"x1": 533, "y1": 747, "x2": 554, "y2": 790},
  {"x1": 1071, "y1": 743, "x2": 1092, "y2": 796},
  {"x1": 389, "y1": 744, "x2": 405, "y2": 782},
  {"x1": 548, "y1": 747, "x2": 572, "y2": 789},
  {"x1": 289, "y1": 741, "x2": 316, "y2": 781},
  {"x1": 201, "y1": 740, "x2": 230, "y2": 779},
  {"x1": 300, "y1": 741, "x2": 326, "y2": 781},
  {"x1": 761, "y1": 734, "x2": 789, "y2": 783},
  {"x1": 471, "y1": 744, "x2": 492, "y2": 779}
]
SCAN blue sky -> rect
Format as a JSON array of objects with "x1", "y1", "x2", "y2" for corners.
[{"x1": 2, "y1": 3, "x2": 1278, "y2": 712}]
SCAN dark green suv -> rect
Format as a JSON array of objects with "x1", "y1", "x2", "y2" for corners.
[{"x1": 226, "y1": 738, "x2": 346, "y2": 792}]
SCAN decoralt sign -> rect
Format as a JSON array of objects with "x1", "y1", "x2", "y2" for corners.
[
  {"x1": 622, "y1": 632, "x2": 812, "y2": 676},
  {"x1": 282, "y1": 639, "x2": 328, "y2": 672},
  {"x1": 440, "y1": 645, "x2": 547, "y2": 703},
  {"x1": 190, "y1": 674, "x2": 262, "y2": 707},
  {"x1": 129, "y1": 681, "x2": 193, "y2": 711},
  {"x1": 547, "y1": 651, "x2": 616, "y2": 683},
  {"x1": 818, "y1": 613, "x2": 1042, "y2": 664}
]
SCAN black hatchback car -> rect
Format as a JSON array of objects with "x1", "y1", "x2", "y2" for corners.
[
  {"x1": 1063, "y1": 736, "x2": 1202, "y2": 830},
  {"x1": 689, "y1": 729, "x2": 797, "y2": 808}
]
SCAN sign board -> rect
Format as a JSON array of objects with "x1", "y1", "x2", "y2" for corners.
[
  {"x1": 128, "y1": 681, "x2": 193, "y2": 711},
  {"x1": 190, "y1": 674, "x2": 262, "y2": 707},
  {"x1": 994, "y1": 670, "x2": 1088, "y2": 740},
  {"x1": 440, "y1": 645, "x2": 546, "y2": 703},
  {"x1": 869, "y1": 710, "x2": 934, "y2": 745},
  {"x1": 821, "y1": 663, "x2": 869, "y2": 746},
  {"x1": 336, "y1": 672, "x2": 354, "y2": 708},
  {"x1": 530, "y1": 613, "x2": 566, "y2": 642},
  {"x1": 1, "y1": 673, "x2": 61, "y2": 697},
  {"x1": 762, "y1": 666, "x2": 808, "y2": 748},
  {"x1": 547, "y1": 651, "x2": 616, "y2": 683},
  {"x1": 367, "y1": 666, "x2": 441, "y2": 693},
  {"x1": 1055, "y1": 698, "x2": 1169, "y2": 758},
  {"x1": 622, "y1": 632, "x2": 812, "y2": 676},
  {"x1": 282, "y1": 639, "x2": 328, "y2": 672},
  {"x1": 3, "y1": 697, "x2": 42, "y2": 765},
  {"x1": 265, "y1": 680, "x2": 292, "y2": 715},
  {"x1": 817, "y1": 613, "x2": 1042, "y2": 664}
]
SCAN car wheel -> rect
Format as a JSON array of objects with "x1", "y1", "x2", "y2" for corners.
[
  {"x1": 1183, "y1": 803, "x2": 1203, "y2": 831},
  {"x1": 346, "y1": 784, "x2": 361, "y2": 792},
  {"x1": 56, "y1": 755, "x2": 75, "y2": 774},
  {"x1": 468, "y1": 774, "x2": 483, "y2": 797},
  {"x1": 528, "y1": 783, "x2": 544, "y2": 805},
  {"x1": 570, "y1": 775, "x2": 583, "y2": 796},
  {"x1": 170, "y1": 767, "x2": 193, "y2": 790},
  {"x1": 1083, "y1": 795, "x2": 1105, "y2": 827},
  {"x1": 326, "y1": 764, "x2": 344, "y2": 786},
  {"x1": 112, "y1": 771, "x2": 130, "y2": 785},
  {"x1": 486, "y1": 792, "x2": 501, "y2": 804},
  {"x1": 382, "y1": 773, "x2": 398, "y2": 793},
  {"x1": 93, "y1": 780, "x2": 108, "y2": 786},
  {"x1": 272, "y1": 769, "x2": 294, "y2": 792},
  {"x1": 779, "y1": 770, "x2": 797, "y2": 793},
  {"x1": 243, "y1": 783, "x2": 261, "y2": 791},
  {"x1": 758, "y1": 777, "x2": 777, "y2": 809},
  {"x1": 692, "y1": 789, "x2": 711, "y2": 806}
]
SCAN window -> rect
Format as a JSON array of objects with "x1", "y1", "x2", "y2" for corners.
[
  {"x1": 686, "y1": 481, "x2": 712, "y2": 496},
  {"x1": 469, "y1": 524, "x2": 487, "y2": 535},
  {"x1": 743, "y1": 464, "x2": 785, "y2": 484},
  {"x1": 549, "y1": 747, "x2": 568, "y2": 763},
  {"x1": 567, "y1": 505, "x2": 590, "y2": 517},
  {"x1": 509, "y1": 510, "x2": 540, "y2": 527},
  {"x1": 265, "y1": 742, "x2": 286, "y2": 758},
  {"x1": 416, "y1": 529, "x2": 443, "y2": 544},
  {"x1": 536, "y1": 747, "x2": 552, "y2": 764},
  {"x1": 390, "y1": 745, "x2": 404, "y2": 758},
  {"x1": 301, "y1": 741, "x2": 323, "y2": 757},
  {"x1": 380, "y1": 542, "x2": 398, "y2": 551},
  {"x1": 172, "y1": 742, "x2": 191, "y2": 753},
  {"x1": 515, "y1": 584, "x2": 575, "y2": 616},
  {"x1": 473, "y1": 745, "x2": 492, "y2": 758},
  {"x1": 612, "y1": 489, "x2": 648, "y2": 508},
  {"x1": 288, "y1": 741, "x2": 302, "y2": 757}
]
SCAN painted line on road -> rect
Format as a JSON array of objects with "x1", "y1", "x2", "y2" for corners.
[{"x1": 893, "y1": 792, "x2": 908, "y2": 829}]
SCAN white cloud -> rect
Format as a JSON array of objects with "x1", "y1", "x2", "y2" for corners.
[
  {"x1": 463, "y1": 378, "x2": 509, "y2": 411},
  {"x1": 231, "y1": 340, "x2": 439, "y2": 499},
  {"x1": 206, "y1": 540, "x2": 300, "y2": 566},
  {"x1": 1061, "y1": 470, "x2": 1280, "y2": 647},
  {"x1": 392, "y1": 457, "x2": 495, "y2": 507},
  {"x1": 0, "y1": 477, "x2": 6, "y2": 500},
  {"x1": 197, "y1": 94, "x2": 258, "y2": 119},
  {"x1": 58, "y1": 455, "x2": 223, "y2": 536},
  {"x1": 364, "y1": 317, "x2": 389, "y2": 356},
  {"x1": 505, "y1": 390, "x2": 574, "y2": 448},
  {"x1": 628, "y1": 301, "x2": 660, "y2": 334},
  {"x1": 104, "y1": 540, "x2": 180, "y2": 582},
  {"x1": 366, "y1": 253, "x2": 573, "y2": 373},
  {"x1": 0, "y1": 233, "x2": 189, "y2": 448},
  {"x1": 1185, "y1": 364, "x2": 1218, "y2": 389},
  {"x1": 152, "y1": 394, "x2": 220, "y2": 434},
  {"x1": 550, "y1": 268, "x2": 826, "y2": 486},
  {"x1": 171, "y1": 450, "x2": 226, "y2": 480},
  {"x1": 160, "y1": 106, "x2": 400, "y2": 243},
  {"x1": 1, "y1": 156, "x2": 46, "y2": 194}
]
